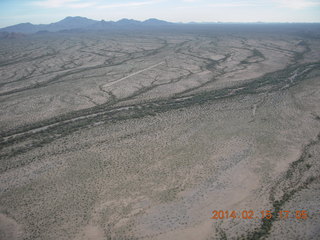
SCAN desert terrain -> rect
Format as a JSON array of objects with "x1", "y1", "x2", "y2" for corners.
[{"x1": 0, "y1": 24, "x2": 320, "y2": 239}]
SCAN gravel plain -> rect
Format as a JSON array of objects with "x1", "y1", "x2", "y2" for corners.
[{"x1": 0, "y1": 26, "x2": 320, "y2": 240}]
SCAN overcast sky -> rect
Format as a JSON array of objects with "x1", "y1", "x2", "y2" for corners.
[{"x1": 0, "y1": 0, "x2": 320, "y2": 27}]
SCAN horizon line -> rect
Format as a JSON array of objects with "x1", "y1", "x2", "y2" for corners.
[{"x1": 1, "y1": 16, "x2": 320, "y2": 29}]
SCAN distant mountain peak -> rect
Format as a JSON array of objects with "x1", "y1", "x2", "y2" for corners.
[
  {"x1": 0, "y1": 16, "x2": 174, "y2": 33},
  {"x1": 17, "y1": 22, "x2": 33, "y2": 26},
  {"x1": 143, "y1": 18, "x2": 170, "y2": 24},
  {"x1": 117, "y1": 18, "x2": 140, "y2": 24},
  {"x1": 60, "y1": 16, "x2": 92, "y2": 22},
  {"x1": 53, "y1": 16, "x2": 97, "y2": 24}
]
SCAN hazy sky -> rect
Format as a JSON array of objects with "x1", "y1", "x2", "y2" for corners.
[{"x1": 0, "y1": 0, "x2": 320, "y2": 27}]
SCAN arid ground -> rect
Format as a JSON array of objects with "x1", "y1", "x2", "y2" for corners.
[{"x1": 0, "y1": 25, "x2": 320, "y2": 239}]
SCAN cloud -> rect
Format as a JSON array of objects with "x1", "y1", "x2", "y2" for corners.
[
  {"x1": 68, "y1": 2, "x2": 97, "y2": 8},
  {"x1": 32, "y1": 0, "x2": 96, "y2": 8},
  {"x1": 273, "y1": 0, "x2": 320, "y2": 9},
  {"x1": 208, "y1": 2, "x2": 258, "y2": 8},
  {"x1": 99, "y1": 0, "x2": 162, "y2": 8},
  {"x1": 185, "y1": 0, "x2": 320, "y2": 9},
  {"x1": 31, "y1": 0, "x2": 162, "y2": 9}
]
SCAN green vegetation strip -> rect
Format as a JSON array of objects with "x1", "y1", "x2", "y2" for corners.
[
  {"x1": 0, "y1": 62, "x2": 319, "y2": 172},
  {"x1": 243, "y1": 133, "x2": 320, "y2": 240}
]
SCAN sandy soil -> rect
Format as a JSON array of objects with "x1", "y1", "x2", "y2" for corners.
[{"x1": 0, "y1": 27, "x2": 320, "y2": 240}]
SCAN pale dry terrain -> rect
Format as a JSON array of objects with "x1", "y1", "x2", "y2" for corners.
[{"x1": 0, "y1": 26, "x2": 320, "y2": 240}]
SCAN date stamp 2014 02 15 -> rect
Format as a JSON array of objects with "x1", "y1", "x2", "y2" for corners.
[{"x1": 210, "y1": 210, "x2": 308, "y2": 220}]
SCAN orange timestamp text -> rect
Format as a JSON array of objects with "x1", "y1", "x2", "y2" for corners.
[{"x1": 210, "y1": 210, "x2": 308, "y2": 220}]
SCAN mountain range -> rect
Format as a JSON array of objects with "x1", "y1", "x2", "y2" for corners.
[{"x1": 0, "y1": 16, "x2": 173, "y2": 34}]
